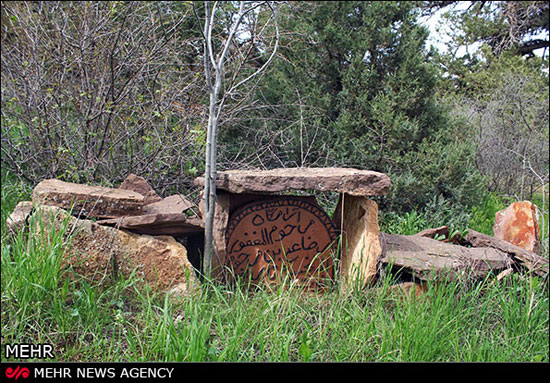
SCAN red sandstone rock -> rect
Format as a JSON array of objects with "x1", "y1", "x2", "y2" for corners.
[
  {"x1": 31, "y1": 205, "x2": 199, "y2": 296},
  {"x1": 32, "y1": 179, "x2": 144, "y2": 219},
  {"x1": 493, "y1": 201, "x2": 541, "y2": 254},
  {"x1": 194, "y1": 167, "x2": 391, "y2": 196},
  {"x1": 119, "y1": 174, "x2": 162, "y2": 205}
]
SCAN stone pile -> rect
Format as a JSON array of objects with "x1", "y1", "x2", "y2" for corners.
[
  {"x1": 194, "y1": 168, "x2": 391, "y2": 290},
  {"x1": 7, "y1": 175, "x2": 203, "y2": 297},
  {"x1": 194, "y1": 167, "x2": 548, "y2": 292},
  {"x1": 6, "y1": 168, "x2": 548, "y2": 298}
]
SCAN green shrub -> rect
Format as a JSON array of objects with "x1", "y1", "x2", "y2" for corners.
[{"x1": 468, "y1": 193, "x2": 507, "y2": 235}]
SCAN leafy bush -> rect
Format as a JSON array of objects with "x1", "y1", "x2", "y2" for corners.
[{"x1": 1, "y1": 2, "x2": 205, "y2": 193}]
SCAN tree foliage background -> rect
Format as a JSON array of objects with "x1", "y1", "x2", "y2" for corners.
[{"x1": 2, "y1": 1, "x2": 549, "y2": 220}]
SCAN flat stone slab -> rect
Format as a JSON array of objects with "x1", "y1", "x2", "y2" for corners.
[
  {"x1": 380, "y1": 233, "x2": 513, "y2": 281},
  {"x1": 32, "y1": 179, "x2": 144, "y2": 219},
  {"x1": 96, "y1": 214, "x2": 204, "y2": 236},
  {"x1": 464, "y1": 229, "x2": 548, "y2": 278},
  {"x1": 195, "y1": 167, "x2": 391, "y2": 196},
  {"x1": 142, "y1": 194, "x2": 197, "y2": 215}
]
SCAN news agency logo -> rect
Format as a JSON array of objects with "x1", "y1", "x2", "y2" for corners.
[
  {"x1": 4, "y1": 343, "x2": 55, "y2": 360},
  {"x1": 5, "y1": 366, "x2": 30, "y2": 381}
]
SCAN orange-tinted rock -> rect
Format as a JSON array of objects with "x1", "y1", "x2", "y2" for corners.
[
  {"x1": 493, "y1": 201, "x2": 540, "y2": 254},
  {"x1": 225, "y1": 197, "x2": 339, "y2": 287}
]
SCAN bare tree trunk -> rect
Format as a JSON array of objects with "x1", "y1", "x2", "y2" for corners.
[{"x1": 196, "y1": 1, "x2": 279, "y2": 278}]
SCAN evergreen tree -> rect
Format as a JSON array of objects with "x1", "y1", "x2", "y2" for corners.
[{"x1": 221, "y1": 1, "x2": 485, "y2": 214}]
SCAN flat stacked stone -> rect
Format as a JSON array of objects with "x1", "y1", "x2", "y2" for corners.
[
  {"x1": 194, "y1": 167, "x2": 391, "y2": 196},
  {"x1": 96, "y1": 214, "x2": 203, "y2": 236},
  {"x1": 32, "y1": 179, "x2": 144, "y2": 219}
]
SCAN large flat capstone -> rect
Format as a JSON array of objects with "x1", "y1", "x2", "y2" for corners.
[{"x1": 194, "y1": 167, "x2": 391, "y2": 196}]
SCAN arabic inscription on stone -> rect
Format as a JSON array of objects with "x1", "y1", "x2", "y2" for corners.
[{"x1": 225, "y1": 197, "x2": 338, "y2": 285}]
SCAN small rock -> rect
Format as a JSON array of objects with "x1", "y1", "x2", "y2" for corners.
[
  {"x1": 6, "y1": 201, "x2": 34, "y2": 234},
  {"x1": 142, "y1": 194, "x2": 197, "y2": 215},
  {"x1": 119, "y1": 174, "x2": 162, "y2": 205},
  {"x1": 414, "y1": 226, "x2": 449, "y2": 239},
  {"x1": 496, "y1": 268, "x2": 514, "y2": 282},
  {"x1": 387, "y1": 282, "x2": 428, "y2": 298}
]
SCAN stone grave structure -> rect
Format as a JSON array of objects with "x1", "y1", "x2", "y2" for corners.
[
  {"x1": 7, "y1": 171, "x2": 548, "y2": 297},
  {"x1": 194, "y1": 167, "x2": 391, "y2": 288}
]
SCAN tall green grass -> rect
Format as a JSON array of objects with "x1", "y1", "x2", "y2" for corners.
[{"x1": 1, "y1": 178, "x2": 548, "y2": 362}]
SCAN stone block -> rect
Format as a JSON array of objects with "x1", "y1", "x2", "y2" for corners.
[
  {"x1": 333, "y1": 195, "x2": 382, "y2": 290},
  {"x1": 30, "y1": 205, "x2": 199, "y2": 296},
  {"x1": 493, "y1": 201, "x2": 540, "y2": 254},
  {"x1": 32, "y1": 179, "x2": 144, "y2": 219}
]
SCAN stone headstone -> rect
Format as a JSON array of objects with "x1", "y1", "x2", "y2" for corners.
[
  {"x1": 32, "y1": 179, "x2": 144, "y2": 219},
  {"x1": 493, "y1": 201, "x2": 540, "y2": 254},
  {"x1": 225, "y1": 197, "x2": 339, "y2": 287}
]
